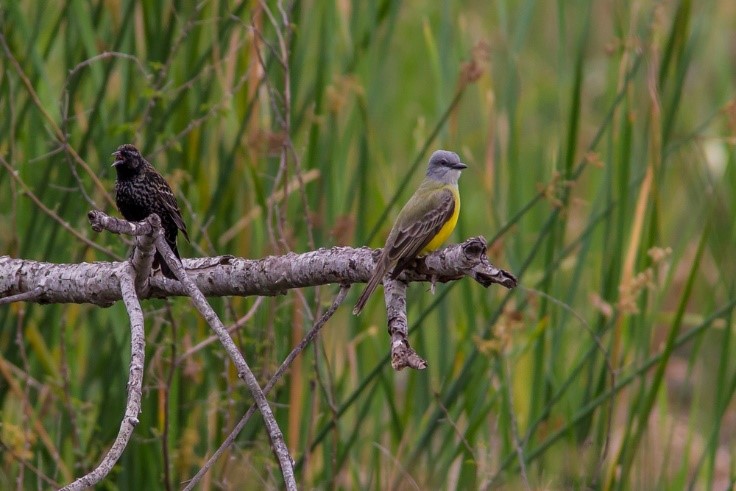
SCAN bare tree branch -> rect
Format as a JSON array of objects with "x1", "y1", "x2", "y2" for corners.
[
  {"x1": 61, "y1": 264, "x2": 145, "y2": 490},
  {"x1": 176, "y1": 296, "x2": 266, "y2": 363},
  {"x1": 383, "y1": 278, "x2": 427, "y2": 370},
  {"x1": 150, "y1": 223, "x2": 297, "y2": 490},
  {"x1": 0, "y1": 210, "x2": 516, "y2": 489},
  {"x1": 0, "y1": 157, "x2": 119, "y2": 259},
  {"x1": 182, "y1": 285, "x2": 350, "y2": 491},
  {"x1": 0, "y1": 33, "x2": 116, "y2": 209},
  {"x1": 88, "y1": 209, "x2": 298, "y2": 489},
  {"x1": 88, "y1": 210, "x2": 158, "y2": 290},
  {"x1": 0, "y1": 213, "x2": 516, "y2": 307}
]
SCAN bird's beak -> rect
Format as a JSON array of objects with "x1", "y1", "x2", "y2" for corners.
[
  {"x1": 111, "y1": 151, "x2": 122, "y2": 167},
  {"x1": 452, "y1": 162, "x2": 468, "y2": 170}
]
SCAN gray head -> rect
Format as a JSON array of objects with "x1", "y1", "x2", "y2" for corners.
[{"x1": 426, "y1": 150, "x2": 467, "y2": 184}]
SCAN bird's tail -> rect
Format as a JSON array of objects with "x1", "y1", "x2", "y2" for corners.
[{"x1": 353, "y1": 267, "x2": 386, "y2": 315}]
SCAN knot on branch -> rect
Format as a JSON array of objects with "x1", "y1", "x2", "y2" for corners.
[
  {"x1": 462, "y1": 236, "x2": 518, "y2": 289},
  {"x1": 461, "y1": 235, "x2": 488, "y2": 257},
  {"x1": 391, "y1": 338, "x2": 428, "y2": 371}
]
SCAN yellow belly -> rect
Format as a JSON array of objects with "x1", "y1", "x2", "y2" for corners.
[{"x1": 421, "y1": 187, "x2": 460, "y2": 254}]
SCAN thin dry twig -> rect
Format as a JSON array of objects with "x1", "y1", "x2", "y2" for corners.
[
  {"x1": 182, "y1": 285, "x2": 349, "y2": 490},
  {"x1": 0, "y1": 287, "x2": 43, "y2": 305},
  {"x1": 60, "y1": 51, "x2": 153, "y2": 209},
  {"x1": 502, "y1": 358, "x2": 531, "y2": 491},
  {"x1": 0, "y1": 440, "x2": 61, "y2": 489},
  {"x1": 0, "y1": 156, "x2": 120, "y2": 259},
  {"x1": 152, "y1": 229, "x2": 297, "y2": 490},
  {"x1": 0, "y1": 32, "x2": 116, "y2": 209},
  {"x1": 0, "y1": 309, "x2": 72, "y2": 483},
  {"x1": 86, "y1": 210, "x2": 297, "y2": 487},
  {"x1": 176, "y1": 296, "x2": 265, "y2": 364}
]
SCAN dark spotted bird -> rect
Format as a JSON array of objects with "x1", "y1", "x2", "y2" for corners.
[{"x1": 112, "y1": 144, "x2": 189, "y2": 279}]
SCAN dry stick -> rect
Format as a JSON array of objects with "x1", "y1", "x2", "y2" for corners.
[
  {"x1": 62, "y1": 264, "x2": 145, "y2": 490},
  {"x1": 153, "y1": 65, "x2": 251, "y2": 157},
  {"x1": 502, "y1": 358, "x2": 531, "y2": 491},
  {"x1": 182, "y1": 285, "x2": 350, "y2": 491},
  {"x1": 88, "y1": 210, "x2": 156, "y2": 292},
  {"x1": 175, "y1": 296, "x2": 265, "y2": 364},
  {"x1": 150, "y1": 228, "x2": 297, "y2": 491},
  {"x1": 219, "y1": 169, "x2": 320, "y2": 245},
  {"x1": 59, "y1": 311, "x2": 85, "y2": 469},
  {"x1": 4, "y1": 306, "x2": 72, "y2": 483},
  {"x1": 0, "y1": 287, "x2": 43, "y2": 305},
  {"x1": 1, "y1": 233, "x2": 517, "y2": 309},
  {"x1": 15, "y1": 306, "x2": 33, "y2": 489},
  {"x1": 383, "y1": 278, "x2": 427, "y2": 370},
  {"x1": 160, "y1": 304, "x2": 179, "y2": 491},
  {"x1": 0, "y1": 441, "x2": 61, "y2": 489},
  {"x1": 0, "y1": 156, "x2": 120, "y2": 259},
  {"x1": 61, "y1": 52, "x2": 153, "y2": 210},
  {"x1": 0, "y1": 342, "x2": 71, "y2": 482},
  {"x1": 90, "y1": 211, "x2": 295, "y2": 487},
  {"x1": 0, "y1": 33, "x2": 116, "y2": 209}
]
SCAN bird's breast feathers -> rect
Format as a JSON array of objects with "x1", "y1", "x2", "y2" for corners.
[{"x1": 421, "y1": 185, "x2": 460, "y2": 253}]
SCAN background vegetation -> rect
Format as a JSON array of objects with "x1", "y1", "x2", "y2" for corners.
[{"x1": 1, "y1": 0, "x2": 735, "y2": 489}]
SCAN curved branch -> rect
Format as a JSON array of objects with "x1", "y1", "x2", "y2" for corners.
[
  {"x1": 152, "y1": 227, "x2": 297, "y2": 490},
  {"x1": 183, "y1": 285, "x2": 350, "y2": 491},
  {"x1": 61, "y1": 264, "x2": 145, "y2": 490}
]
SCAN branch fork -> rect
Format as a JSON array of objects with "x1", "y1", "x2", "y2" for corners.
[
  {"x1": 84, "y1": 210, "x2": 297, "y2": 490},
  {"x1": 380, "y1": 236, "x2": 517, "y2": 370},
  {"x1": 0, "y1": 212, "x2": 518, "y2": 487}
]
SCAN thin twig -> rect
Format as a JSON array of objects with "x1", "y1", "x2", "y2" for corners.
[
  {"x1": 502, "y1": 357, "x2": 530, "y2": 491},
  {"x1": 0, "y1": 440, "x2": 61, "y2": 489},
  {"x1": 6, "y1": 305, "x2": 72, "y2": 482},
  {"x1": 59, "y1": 309, "x2": 85, "y2": 469},
  {"x1": 520, "y1": 286, "x2": 615, "y2": 468},
  {"x1": 175, "y1": 296, "x2": 265, "y2": 364},
  {"x1": 0, "y1": 32, "x2": 116, "y2": 209},
  {"x1": 0, "y1": 156, "x2": 120, "y2": 259},
  {"x1": 60, "y1": 51, "x2": 153, "y2": 210},
  {"x1": 161, "y1": 304, "x2": 179, "y2": 491},
  {"x1": 182, "y1": 285, "x2": 349, "y2": 490},
  {"x1": 153, "y1": 232, "x2": 297, "y2": 490},
  {"x1": 0, "y1": 287, "x2": 43, "y2": 305}
]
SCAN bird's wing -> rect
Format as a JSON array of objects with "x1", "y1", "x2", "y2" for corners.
[
  {"x1": 386, "y1": 188, "x2": 455, "y2": 275},
  {"x1": 150, "y1": 170, "x2": 190, "y2": 242}
]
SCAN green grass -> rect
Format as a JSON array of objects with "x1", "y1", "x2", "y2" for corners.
[{"x1": 1, "y1": 0, "x2": 735, "y2": 489}]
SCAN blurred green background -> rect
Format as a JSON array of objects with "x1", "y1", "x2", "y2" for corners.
[{"x1": 1, "y1": 0, "x2": 735, "y2": 489}]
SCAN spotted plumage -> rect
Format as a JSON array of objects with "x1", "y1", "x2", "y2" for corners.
[{"x1": 112, "y1": 144, "x2": 189, "y2": 278}]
